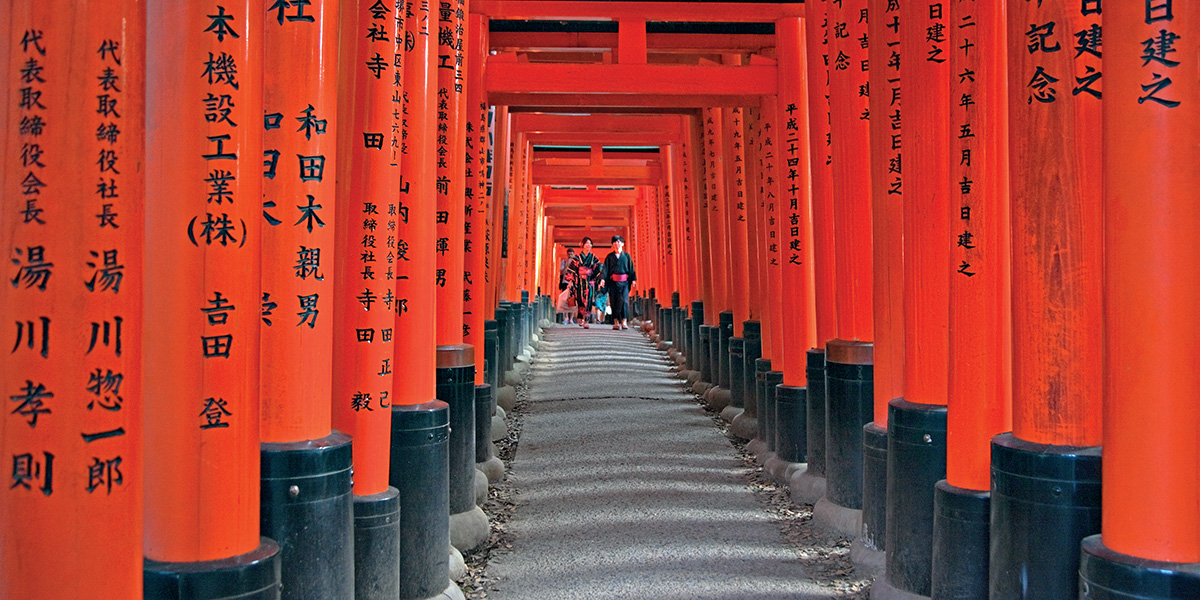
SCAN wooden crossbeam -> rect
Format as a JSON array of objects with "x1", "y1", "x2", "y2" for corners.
[
  {"x1": 472, "y1": 1, "x2": 804, "y2": 22},
  {"x1": 486, "y1": 62, "x2": 775, "y2": 97}
]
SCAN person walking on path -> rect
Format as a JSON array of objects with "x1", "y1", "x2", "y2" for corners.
[
  {"x1": 557, "y1": 247, "x2": 577, "y2": 324},
  {"x1": 602, "y1": 234, "x2": 636, "y2": 330},
  {"x1": 565, "y1": 237, "x2": 603, "y2": 328}
]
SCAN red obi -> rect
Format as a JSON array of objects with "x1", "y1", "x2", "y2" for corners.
[{"x1": 610, "y1": 274, "x2": 629, "y2": 282}]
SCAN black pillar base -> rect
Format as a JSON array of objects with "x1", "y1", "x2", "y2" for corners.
[
  {"x1": 717, "y1": 312, "x2": 733, "y2": 388},
  {"x1": 390, "y1": 401, "x2": 451, "y2": 600},
  {"x1": 145, "y1": 538, "x2": 281, "y2": 600},
  {"x1": 698, "y1": 324, "x2": 714, "y2": 384},
  {"x1": 806, "y1": 348, "x2": 828, "y2": 478},
  {"x1": 353, "y1": 488, "x2": 401, "y2": 600},
  {"x1": 775, "y1": 384, "x2": 807, "y2": 464},
  {"x1": 752, "y1": 359, "x2": 770, "y2": 441},
  {"x1": 1080, "y1": 534, "x2": 1200, "y2": 599},
  {"x1": 260, "y1": 432, "x2": 353, "y2": 600},
  {"x1": 474, "y1": 384, "x2": 493, "y2": 464},
  {"x1": 742, "y1": 321, "x2": 762, "y2": 412},
  {"x1": 681, "y1": 317, "x2": 693, "y2": 366},
  {"x1": 861, "y1": 422, "x2": 888, "y2": 552},
  {"x1": 483, "y1": 320, "x2": 499, "y2": 394},
  {"x1": 825, "y1": 340, "x2": 874, "y2": 511},
  {"x1": 931, "y1": 481, "x2": 989, "y2": 600},
  {"x1": 728, "y1": 337, "x2": 746, "y2": 409},
  {"x1": 989, "y1": 432, "x2": 1101, "y2": 600},
  {"x1": 437, "y1": 345, "x2": 477, "y2": 516},
  {"x1": 691, "y1": 301, "x2": 705, "y2": 374},
  {"x1": 885, "y1": 399, "x2": 948, "y2": 597},
  {"x1": 764, "y1": 367, "x2": 782, "y2": 452}
]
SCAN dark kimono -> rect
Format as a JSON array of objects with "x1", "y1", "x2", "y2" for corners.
[
  {"x1": 603, "y1": 250, "x2": 637, "y2": 322},
  {"x1": 566, "y1": 252, "x2": 602, "y2": 320}
]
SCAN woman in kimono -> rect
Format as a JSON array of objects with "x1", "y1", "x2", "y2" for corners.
[
  {"x1": 565, "y1": 237, "x2": 603, "y2": 328},
  {"x1": 602, "y1": 234, "x2": 636, "y2": 330}
]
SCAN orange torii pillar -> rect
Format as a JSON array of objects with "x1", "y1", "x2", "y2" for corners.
[
  {"x1": 330, "y1": 0, "x2": 402, "y2": 597},
  {"x1": 433, "y1": 0, "x2": 489, "y2": 557},
  {"x1": 689, "y1": 114, "x2": 716, "y2": 392},
  {"x1": 675, "y1": 129, "x2": 706, "y2": 384},
  {"x1": 816, "y1": 0, "x2": 875, "y2": 539},
  {"x1": 724, "y1": 101, "x2": 757, "y2": 434},
  {"x1": 756, "y1": 96, "x2": 799, "y2": 484},
  {"x1": 394, "y1": 0, "x2": 458, "y2": 597},
  {"x1": 1081, "y1": 7, "x2": 1200, "y2": 598},
  {"x1": 464, "y1": 14, "x2": 503, "y2": 485},
  {"x1": 992, "y1": 2, "x2": 1103, "y2": 598},
  {"x1": 142, "y1": 2, "x2": 281, "y2": 597},
  {"x1": 857, "y1": 0, "x2": 903, "y2": 564},
  {"x1": 485, "y1": 105, "x2": 508, "y2": 315},
  {"x1": 1, "y1": 6, "x2": 143, "y2": 597},
  {"x1": 769, "y1": 17, "x2": 819, "y2": 490},
  {"x1": 661, "y1": 145, "x2": 689, "y2": 368},
  {"x1": 700, "y1": 107, "x2": 734, "y2": 410},
  {"x1": 734, "y1": 101, "x2": 764, "y2": 441},
  {"x1": 740, "y1": 104, "x2": 777, "y2": 464},
  {"x1": 929, "y1": 2, "x2": 1011, "y2": 597},
  {"x1": 259, "y1": 3, "x2": 354, "y2": 598},
  {"x1": 792, "y1": 0, "x2": 837, "y2": 506},
  {"x1": 876, "y1": 2, "x2": 953, "y2": 597},
  {"x1": 490, "y1": 107, "x2": 521, "y2": 415}
]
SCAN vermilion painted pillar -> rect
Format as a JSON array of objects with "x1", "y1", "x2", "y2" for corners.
[
  {"x1": 331, "y1": 0, "x2": 403, "y2": 597},
  {"x1": 993, "y1": 2, "x2": 1103, "y2": 598},
  {"x1": 819, "y1": 0, "x2": 875, "y2": 537},
  {"x1": 464, "y1": 15, "x2": 488, "y2": 383},
  {"x1": 434, "y1": 0, "x2": 488, "y2": 557},
  {"x1": 743, "y1": 109, "x2": 768, "y2": 364},
  {"x1": 767, "y1": 19, "x2": 817, "y2": 486},
  {"x1": 677, "y1": 124, "x2": 707, "y2": 382},
  {"x1": 394, "y1": 0, "x2": 457, "y2": 597},
  {"x1": 757, "y1": 99, "x2": 787, "y2": 388},
  {"x1": 486, "y1": 106, "x2": 509, "y2": 313},
  {"x1": 723, "y1": 104, "x2": 751, "y2": 340},
  {"x1": 397, "y1": 0, "x2": 438, "y2": 406},
  {"x1": 701, "y1": 107, "x2": 734, "y2": 410},
  {"x1": 796, "y1": 0, "x2": 835, "y2": 505},
  {"x1": 702, "y1": 109, "x2": 728, "y2": 327},
  {"x1": 660, "y1": 183, "x2": 676, "y2": 300},
  {"x1": 857, "y1": 0, "x2": 903, "y2": 562},
  {"x1": 688, "y1": 114, "x2": 717, "y2": 388},
  {"x1": 463, "y1": 18, "x2": 500, "y2": 493},
  {"x1": 1080, "y1": 6, "x2": 1200, "y2": 599},
  {"x1": 142, "y1": 1, "x2": 280, "y2": 596},
  {"x1": 723, "y1": 99, "x2": 754, "y2": 433},
  {"x1": 504, "y1": 133, "x2": 527, "y2": 303},
  {"x1": 2, "y1": 5, "x2": 144, "y2": 597},
  {"x1": 435, "y1": 0, "x2": 466, "y2": 348},
  {"x1": 332, "y1": 0, "x2": 401, "y2": 437},
  {"x1": 738, "y1": 105, "x2": 771, "y2": 454},
  {"x1": 877, "y1": 2, "x2": 952, "y2": 596},
  {"x1": 260, "y1": 2, "x2": 353, "y2": 597},
  {"x1": 930, "y1": 3, "x2": 1011, "y2": 598}
]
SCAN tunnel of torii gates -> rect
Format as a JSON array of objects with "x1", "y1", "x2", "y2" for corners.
[{"x1": 1, "y1": 1, "x2": 1198, "y2": 599}]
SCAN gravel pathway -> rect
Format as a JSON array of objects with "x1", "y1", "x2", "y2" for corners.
[{"x1": 465, "y1": 324, "x2": 869, "y2": 600}]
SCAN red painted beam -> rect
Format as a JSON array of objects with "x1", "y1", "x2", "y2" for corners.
[
  {"x1": 524, "y1": 132, "x2": 684, "y2": 146},
  {"x1": 490, "y1": 92, "x2": 759, "y2": 108},
  {"x1": 532, "y1": 164, "x2": 664, "y2": 186},
  {"x1": 488, "y1": 32, "x2": 776, "y2": 53},
  {"x1": 486, "y1": 63, "x2": 775, "y2": 96},
  {"x1": 472, "y1": 1, "x2": 804, "y2": 22},
  {"x1": 515, "y1": 112, "x2": 683, "y2": 134},
  {"x1": 534, "y1": 150, "x2": 661, "y2": 161}
]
